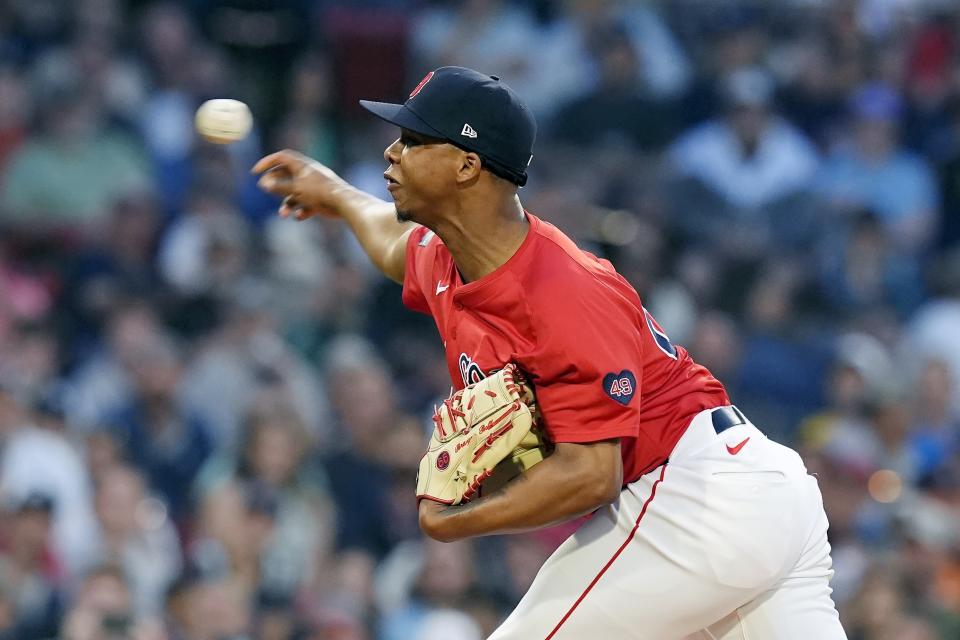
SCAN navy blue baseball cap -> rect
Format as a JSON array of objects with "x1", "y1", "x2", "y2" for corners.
[{"x1": 360, "y1": 66, "x2": 537, "y2": 186}]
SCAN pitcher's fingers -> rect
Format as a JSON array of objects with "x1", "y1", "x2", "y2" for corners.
[
  {"x1": 279, "y1": 195, "x2": 300, "y2": 218},
  {"x1": 258, "y1": 170, "x2": 294, "y2": 195},
  {"x1": 251, "y1": 151, "x2": 285, "y2": 174},
  {"x1": 251, "y1": 150, "x2": 302, "y2": 175},
  {"x1": 295, "y1": 209, "x2": 312, "y2": 220}
]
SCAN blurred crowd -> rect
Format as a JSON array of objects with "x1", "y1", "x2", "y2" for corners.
[{"x1": 0, "y1": 0, "x2": 959, "y2": 638}]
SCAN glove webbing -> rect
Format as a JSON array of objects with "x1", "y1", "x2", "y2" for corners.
[{"x1": 432, "y1": 369, "x2": 524, "y2": 440}]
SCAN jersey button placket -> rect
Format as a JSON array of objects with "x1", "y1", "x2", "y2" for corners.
[{"x1": 449, "y1": 297, "x2": 462, "y2": 339}]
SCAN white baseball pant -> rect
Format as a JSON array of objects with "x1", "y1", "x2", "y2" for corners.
[{"x1": 489, "y1": 406, "x2": 847, "y2": 639}]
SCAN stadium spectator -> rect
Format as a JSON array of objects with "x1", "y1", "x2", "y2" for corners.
[
  {"x1": 273, "y1": 51, "x2": 340, "y2": 169},
  {"x1": 0, "y1": 82, "x2": 149, "y2": 229},
  {"x1": 410, "y1": 0, "x2": 552, "y2": 115},
  {"x1": 0, "y1": 493, "x2": 62, "y2": 640},
  {"x1": 195, "y1": 407, "x2": 335, "y2": 599},
  {"x1": 31, "y1": 22, "x2": 147, "y2": 125},
  {"x1": 158, "y1": 190, "x2": 251, "y2": 300},
  {"x1": 64, "y1": 299, "x2": 167, "y2": 431},
  {"x1": 58, "y1": 565, "x2": 146, "y2": 640},
  {"x1": 379, "y1": 539, "x2": 482, "y2": 640},
  {"x1": 668, "y1": 66, "x2": 821, "y2": 256},
  {"x1": 322, "y1": 337, "x2": 417, "y2": 558},
  {"x1": 733, "y1": 262, "x2": 831, "y2": 438},
  {"x1": 179, "y1": 281, "x2": 329, "y2": 449},
  {"x1": 58, "y1": 191, "x2": 165, "y2": 363},
  {"x1": 191, "y1": 478, "x2": 280, "y2": 604},
  {"x1": 0, "y1": 320, "x2": 61, "y2": 406},
  {"x1": 556, "y1": 0, "x2": 692, "y2": 101},
  {"x1": 103, "y1": 334, "x2": 214, "y2": 521},
  {"x1": 137, "y1": 1, "x2": 209, "y2": 217},
  {"x1": 777, "y1": 36, "x2": 850, "y2": 150},
  {"x1": 679, "y1": 5, "x2": 769, "y2": 126},
  {"x1": 90, "y1": 464, "x2": 182, "y2": 617},
  {"x1": 798, "y1": 332, "x2": 895, "y2": 477},
  {"x1": 551, "y1": 22, "x2": 677, "y2": 152},
  {"x1": 0, "y1": 239, "x2": 53, "y2": 350},
  {"x1": 817, "y1": 209, "x2": 926, "y2": 318},
  {"x1": 907, "y1": 359, "x2": 960, "y2": 487},
  {"x1": 687, "y1": 311, "x2": 743, "y2": 394},
  {"x1": 0, "y1": 387, "x2": 98, "y2": 578},
  {"x1": 907, "y1": 248, "x2": 960, "y2": 407},
  {"x1": 818, "y1": 83, "x2": 939, "y2": 254}
]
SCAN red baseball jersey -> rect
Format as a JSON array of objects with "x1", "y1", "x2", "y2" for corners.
[{"x1": 402, "y1": 213, "x2": 730, "y2": 483}]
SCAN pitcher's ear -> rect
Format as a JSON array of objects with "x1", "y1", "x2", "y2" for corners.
[{"x1": 457, "y1": 151, "x2": 483, "y2": 183}]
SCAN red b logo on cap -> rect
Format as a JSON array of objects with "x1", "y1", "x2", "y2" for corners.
[{"x1": 409, "y1": 71, "x2": 435, "y2": 98}]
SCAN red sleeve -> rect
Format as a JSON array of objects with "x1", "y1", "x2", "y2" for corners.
[
  {"x1": 401, "y1": 226, "x2": 433, "y2": 315},
  {"x1": 522, "y1": 283, "x2": 643, "y2": 444}
]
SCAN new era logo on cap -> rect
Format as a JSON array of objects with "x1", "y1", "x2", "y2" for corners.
[{"x1": 461, "y1": 123, "x2": 478, "y2": 138}]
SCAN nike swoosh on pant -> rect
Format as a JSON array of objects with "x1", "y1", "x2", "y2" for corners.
[{"x1": 726, "y1": 437, "x2": 750, "y2": 455}]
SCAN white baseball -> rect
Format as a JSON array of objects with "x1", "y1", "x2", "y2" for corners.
[{"x1": 195, "y1": 99, "x2": 253, "y2": 144}]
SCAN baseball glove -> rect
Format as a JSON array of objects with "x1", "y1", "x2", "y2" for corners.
[{"x1": 416, "y1": 364, "x2": 549, "y2": 505}]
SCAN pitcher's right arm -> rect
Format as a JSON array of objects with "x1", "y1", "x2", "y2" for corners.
[{"x1": 253, "y1": 149, "x2": 414, "y2": 284}]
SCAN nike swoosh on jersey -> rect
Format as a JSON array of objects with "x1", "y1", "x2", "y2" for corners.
[
  {"x1": 436, "y1": 282, "x2": 449, "y2": 295},
  {"x1": 726, "y1": 437, "x2": 750, "y2": 455}
]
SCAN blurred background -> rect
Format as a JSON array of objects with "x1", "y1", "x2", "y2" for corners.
[{"x1": 0, "y1": 0, "x2": 959, "y2": 638}]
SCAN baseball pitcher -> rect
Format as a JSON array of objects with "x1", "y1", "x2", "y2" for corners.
[{"x1": 253, "y1": 67, "x2": 847, "y2": 640}]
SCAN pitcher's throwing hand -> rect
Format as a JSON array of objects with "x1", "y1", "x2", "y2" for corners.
[{"x1": 252, "y1": 149, "x2": 352, "y2": 220}]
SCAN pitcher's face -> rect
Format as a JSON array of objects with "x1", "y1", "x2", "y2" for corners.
[{"x1": 383, "y1": 129, "x2": 466, "y2": 223}]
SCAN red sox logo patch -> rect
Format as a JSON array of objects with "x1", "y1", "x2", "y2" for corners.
[
  {"x1": 409, "y1": 71, "x2": 435, "y2": 98},
  {"x1": 603, "y1": 370, "x2": 637, "y2": 405},
  {"x1": 458, "y1": 353, "x2": 485, "y2": 387}
]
